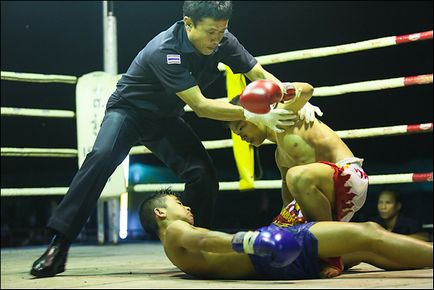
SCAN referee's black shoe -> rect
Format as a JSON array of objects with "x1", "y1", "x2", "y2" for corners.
[{"x1": 30, "y1": 232, "x2": 70, "y2": 278}]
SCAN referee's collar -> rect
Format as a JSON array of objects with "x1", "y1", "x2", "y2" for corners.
[{"x1": 176, "y1": 20, "x2": 195, "y2": 53}]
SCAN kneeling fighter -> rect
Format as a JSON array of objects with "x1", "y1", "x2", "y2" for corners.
[
  {"x1": 227, "y1": 79, "x2": 370, "y2": 276},
  {"x1": 232, "y1": 79, "x2": 368, "y2": 224},
  {"x1": 138, "y1": 189, "x2": 433, "y2": 280}
]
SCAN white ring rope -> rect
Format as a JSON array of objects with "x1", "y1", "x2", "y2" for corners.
[
  {"x1": 2, "y1": 122, "x2": 431, "y2": 157},
  {"x1": 130, "y1": 173, "x2": 433, "y2": 193},
  {"x1": 1, "y1": 187, "x2": 69, "y2": 196},
  {"x1": 1, "y1": 172, "x2": 432, "y2": 197},
  {"x1": 218, "y1": 30, "x2": 433, "y2": 69},
  {"x1": 129, "y1": 139, "x2": 235, "y2": 155},
  {"x1": 313, "y1": 74, "x2": 433, "y2": 97},
  {"x1": 1, "y1": 148, "x2": 78, "y2": 157},
  {"x1": 1, "y1": 107, "x2": 75, "y2": 118},
  {"x1": 0, "y1": 71, "x2": 77, "y2": 84}
]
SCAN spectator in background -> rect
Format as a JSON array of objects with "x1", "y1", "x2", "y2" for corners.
[{"x1": 370, "y1": 189, "x2": 430, "y2": 241}]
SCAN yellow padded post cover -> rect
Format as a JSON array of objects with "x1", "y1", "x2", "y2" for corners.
[{"x1": 224, "y1": 65, "x2": 254, "y2": 190}]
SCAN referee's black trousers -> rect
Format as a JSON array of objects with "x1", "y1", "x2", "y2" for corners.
[{"x1": 48, "y1": 105, "x2": 219, "y2": 241}]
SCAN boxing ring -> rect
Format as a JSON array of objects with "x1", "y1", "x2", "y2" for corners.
[{"x1": 1, "y1": 27, "x2": 433, "y2": 288}]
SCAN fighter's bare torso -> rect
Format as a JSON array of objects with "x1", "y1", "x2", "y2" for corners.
[
  {"x1": 274, "y1": 119, "x2": 354, "y2": 169},
  {"x1": 162, "y1": 221, "x2": 256, "y2": 279}
]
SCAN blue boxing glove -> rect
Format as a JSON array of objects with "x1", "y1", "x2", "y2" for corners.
[{"x1": 231, "y1": 227, "x2": 301, "y2": 267}]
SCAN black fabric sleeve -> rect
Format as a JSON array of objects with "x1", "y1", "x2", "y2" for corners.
[
  {"x1": 220, "y1": 31, "x2": 258, "y2": 74},
  {"x1": 148, "y1": 50, "x2": 197, "y2": 94}
]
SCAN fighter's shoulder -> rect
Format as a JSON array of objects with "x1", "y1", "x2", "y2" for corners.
[{"x1": 165, "y1": 221, "x2": 202, "y2": 252}]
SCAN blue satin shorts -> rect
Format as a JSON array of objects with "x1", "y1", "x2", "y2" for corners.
[{"x1": 248, "y1": 222, "x2": 321, "y2": 280}]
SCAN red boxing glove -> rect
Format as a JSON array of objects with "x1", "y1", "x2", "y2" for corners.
[{"x1": 240, "y1": 80, "x2": 283, "y2": 114}]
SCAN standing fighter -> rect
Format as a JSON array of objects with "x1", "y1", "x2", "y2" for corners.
[{"x1": 30, "y1": 1, "x2": 320, "y2": 278}]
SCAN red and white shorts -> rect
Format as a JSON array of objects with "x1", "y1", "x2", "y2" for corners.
[
  {"x1": 272, "y1": 157, "x2": 368, "y2": 226},
  {"x1": 319, "y1": 157, "x2": 369, "y2": 222}
]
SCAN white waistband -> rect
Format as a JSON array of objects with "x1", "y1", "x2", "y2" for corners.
[{"x1": 336, "y1": 157, "x2": 364, "y2": 167}]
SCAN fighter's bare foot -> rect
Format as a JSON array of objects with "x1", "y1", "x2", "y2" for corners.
[
  {"x1": 319, "y1": 257, "x2": 343, "y2": 278},
  {"x1": 319, "y1": 265, "x2": 342, "y2": 278}
]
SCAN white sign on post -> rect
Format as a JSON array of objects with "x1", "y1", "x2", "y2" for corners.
[{"x1": 75, "y1": 71, "x2": 127, "y2": 198}]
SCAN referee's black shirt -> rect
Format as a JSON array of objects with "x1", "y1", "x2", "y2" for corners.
[{"x1": 112, "y1": 20, "x2": 257, "y2": 118}]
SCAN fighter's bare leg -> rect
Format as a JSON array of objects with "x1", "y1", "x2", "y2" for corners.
[
  {"x1": 286, "y1": 163, "x2": 342, "y2": 278},
  {"x1": 286, "y1": 163, "x2": 335, "y2": 221},
  {"x1": 341, "y1": 251, "x2": 402, "y2": 270},
  {"x1": 310, "y1": 221, "x2": 433, "y2": 270}
]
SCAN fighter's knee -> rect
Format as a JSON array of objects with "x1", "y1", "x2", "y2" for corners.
[
  {"x1": 361, "y1": 221, "x2": 384, "y2": 232},
  {"x1": 286, "y1": 166, "x2": 302, "y2": 186},
  {"x1": 286, "y1": 166, "x2": 315, "y2": 194},
  {"x1": 358, "y1": 222, "x2": 386, "y2": 248}
]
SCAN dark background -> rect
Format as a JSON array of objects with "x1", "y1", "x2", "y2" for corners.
[{"x1": 1, "y1": 1, "x2": 433, "y2": 246}]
